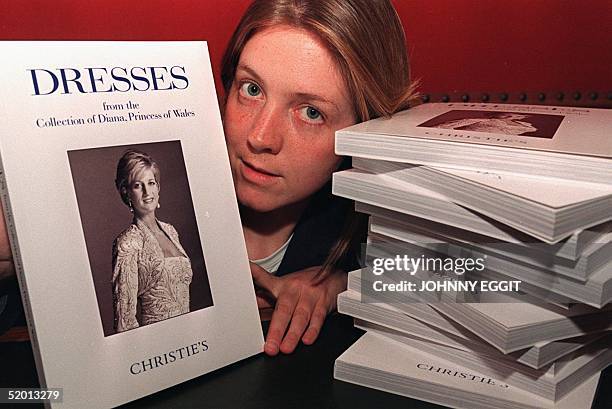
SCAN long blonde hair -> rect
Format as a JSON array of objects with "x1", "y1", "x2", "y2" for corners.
[
  {"x1": 222, "y1": 0, "x2": 417, "y2": 121},
  {"x1": 221, "y1": 0, "x2": 418, "y2": 277}
]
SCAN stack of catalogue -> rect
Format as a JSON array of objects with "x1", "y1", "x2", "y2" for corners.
[{"x1": 331, "y1": 102, "x2": 612, "y2": 409}]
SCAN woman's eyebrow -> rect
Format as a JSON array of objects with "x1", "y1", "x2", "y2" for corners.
[
  {"x1": 236, "y1": 64, "x2": 264, "y2": 84},
  {"x1": 293, "y1": 92, "x2": 339, "y2": 111}
]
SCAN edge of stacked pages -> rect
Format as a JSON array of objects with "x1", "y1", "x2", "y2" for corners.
[
  {"x1": 335, "y1": 332, "x2": 602, "y2": 409},
  {"x1": 336, "y1": 102, "x2": 612, "y2": 183}
]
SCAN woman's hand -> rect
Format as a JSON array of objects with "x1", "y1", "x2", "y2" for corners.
[{"x1": 250, "y1": 263, "x2": 347, "y2": 356}]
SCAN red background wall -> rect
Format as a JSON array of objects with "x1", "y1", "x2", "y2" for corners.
[{"x1": 1, "y1": 0, "x2": 611, "y2": 107}]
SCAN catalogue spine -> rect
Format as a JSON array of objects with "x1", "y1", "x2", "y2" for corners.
[{"x1": 0, "y1": 153, "x2": 49, "y2": 392}]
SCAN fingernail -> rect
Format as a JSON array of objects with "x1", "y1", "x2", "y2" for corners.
[
  {"x1": 302, "y1": 329, "x2": 315, "y2": 345},
  {"x1": 265, "y1": 340, "x2": 279, "y2": 355}
]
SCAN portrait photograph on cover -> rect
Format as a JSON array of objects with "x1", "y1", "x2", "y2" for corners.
[
  {"x1": 67, "y1": 140, "x2": 213, "y2": 337},
  {"x1": 418, "y1": 109, "x2": 565, "y2": 138}
]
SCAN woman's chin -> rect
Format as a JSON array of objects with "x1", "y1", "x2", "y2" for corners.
[
  {"x1": 133, "y1": 208, "x2": 157, "y2": 219},
  {"x1": 238, "y1": 197, "x2": 280, "y2": 214},
  {"x1": 238, "y1": 192, "x2": 312, "y2": 216},
  {"x1": 236, "y1": 190, "x2": 288, "y2": 213}
]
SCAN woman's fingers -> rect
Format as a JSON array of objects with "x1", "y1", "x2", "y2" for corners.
[
  {"x1": 301, "y1": 299, "x2": 328, "y2": 345},
  {"x1": 279, "y1": 292, "x2": 317, "y2": 354},
  {"x1": 264, "y1": 285, "x2": 299, "y2": 356},
  {"x1": 253, "y1": 266, "x2": 346, "y2": 354}
]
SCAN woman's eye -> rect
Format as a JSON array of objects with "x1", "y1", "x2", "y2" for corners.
[
  {"x1": 299, "y1": 106, "x2": 324, "y2": 123},
  {"x1": 239, "y1": 81, "x2": 262, "y2": 98}
]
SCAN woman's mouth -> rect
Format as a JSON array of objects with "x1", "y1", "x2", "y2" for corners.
[{"x1": 240, "y1": 160, "x2": 281, "y2": 185}]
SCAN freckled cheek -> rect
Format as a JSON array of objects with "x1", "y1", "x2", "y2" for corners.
[
  {"x1": 223, "y1": 100, "x2": 254, "y2": 153},
  {"x1": 289, "y1": 141, "x2": 340, "y2": 187},
  {"x1": 303, "y1": 137, "x2": 338, "y2": 167}
]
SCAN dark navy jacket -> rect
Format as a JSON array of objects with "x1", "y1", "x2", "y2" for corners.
[{"x1": 276, "y1": 182, "x2": 365, "y2": 277}]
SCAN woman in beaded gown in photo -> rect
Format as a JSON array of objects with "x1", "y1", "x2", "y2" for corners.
[{"x1": 112, "y1": 149, "x2": 193, "y2": 333}]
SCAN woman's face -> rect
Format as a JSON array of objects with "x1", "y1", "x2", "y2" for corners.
[
  {"x1": 127, "y1": 167, "x2": 159, "y2": 218},
  {"x1": 224, "y1": 25, "x2": 356, "y2": 213}
]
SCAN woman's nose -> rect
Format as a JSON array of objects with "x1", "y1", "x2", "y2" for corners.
[{"x1": 246, "y1": 103, "x2": 284, "y2": 154}]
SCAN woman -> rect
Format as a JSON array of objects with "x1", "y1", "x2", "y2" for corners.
[
  {"x1": 221, "y1": 0, "x2": 417, "y2": 355},
  {"x1": 0, "y1": 0, "x2": 415, "y2": 349},
  {"x1": 112, "y1": 149, "x2": 193, "y2": 333}
]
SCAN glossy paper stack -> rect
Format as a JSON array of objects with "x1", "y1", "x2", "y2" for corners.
[{"x1": 332, "y1": 103, "x2": 612, "y2": 409}]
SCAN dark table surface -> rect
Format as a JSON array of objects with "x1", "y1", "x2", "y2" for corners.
[{"x1": 1, "y1": 313, "x2": 610, "y2": 409}]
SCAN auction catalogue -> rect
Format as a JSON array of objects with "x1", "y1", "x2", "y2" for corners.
[
  {"x1": 335, "y1": 102, "x2": 612, "y2": 183},
  {"x1": 0, "y1": 42, "x2": 263, "y2": 408}
]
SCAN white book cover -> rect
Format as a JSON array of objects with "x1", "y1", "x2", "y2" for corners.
[
  {"x1": 369, "y1": 225, "x2": 612, "y2": 308},
  {"x1": 0, "y1": 42, "x2": 263, "y2": 408},
  {"x1": 432, "y1": 300, "x2": 612, "y2": 354},
  {"x1": 368, "y1": 211, "x2": 612, "y2": 282},
  {"x1": 334, "y1": 168, "x2": 570, "y2": 244},
  {"x1": 353, "y1": 157, "x2": 612, "y2": 243},
  {"x1": 356, "y1": 202, "x2": 609, "y2": 262},
  {"x1": 348, "y1": 267, "x2": 612, "y2": 353},
  {"x1": 363, "y1": 323, "x2": 612, "y2": 401},
  {"x1": 334, "y1": 169, "x2": 538, "y2": 242},
  {"x1": 346, "y1": 272, "x2": 578, "y2": 360},
  {"x1": 336, "y1": 102, "x2": 612, "y2": 183},
  {"x1": 340, "y1": 290, "x2": 608, "y2": 371},
  {"x1": 365, "y1": 232, "x2": 576, "y2": 308},
  {"x1": 334, "y1": 332, "x2": 602, "y2": 409},
  {"x1": 355, "y1": 318, "x2": 610, "y2": 375},
  {"x1": 340, "y1": 103, "x2": 612, "y2": 158},
  {"x1": 346, "y1": 270, "x2": 468, "y2": 336}
]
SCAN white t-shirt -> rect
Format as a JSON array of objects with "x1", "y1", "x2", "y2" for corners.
[{"x1": 250, "y1": 234, "x2": 294, "y2": 275}]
